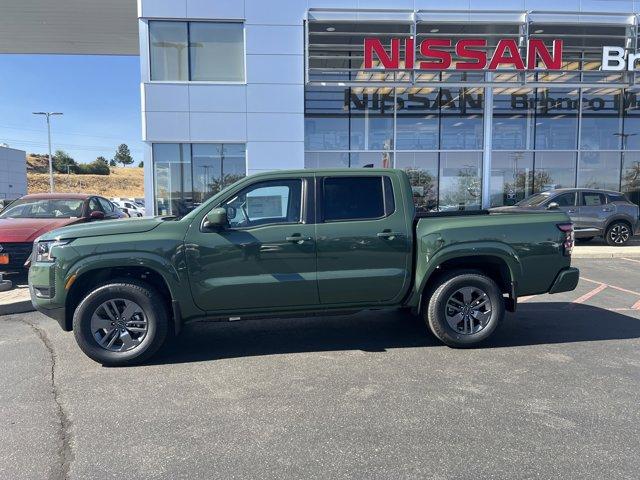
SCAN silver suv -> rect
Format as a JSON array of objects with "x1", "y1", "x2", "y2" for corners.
[{"x1": 494, "y1": 189, "x2": 640, "y2": 246}]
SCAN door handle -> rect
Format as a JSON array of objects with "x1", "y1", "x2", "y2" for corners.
[
  {"x1": 567, "y1": 209, "x2": 576, "y2": 213},
  {"x1": 285, "y1": 234, "x2": 312, "y2": 244},
  {"x1": 377, "y1": 231, "x2": 401, "y2": 239},
  {"x1": 602, "y1": 208, "x2": 613, "y2": 212}
]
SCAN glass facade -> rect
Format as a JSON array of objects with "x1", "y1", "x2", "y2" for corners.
[
  {"x1": 303, "y1": 14, "x2": 640, "y2": 209},
  {"x1": 153, "y1": 143, "x2": 246, "y2": 216},
  {"x1": 149, "y1": 21, "x2": 244, "y2": 82}
]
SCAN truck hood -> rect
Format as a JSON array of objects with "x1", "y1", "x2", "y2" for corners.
[
  {"x1": 38, "y1": 217, "x2": 165, "y2": 242},
  {"x1": 0, "y1": 217, "x2": 83, "y2": 243}
]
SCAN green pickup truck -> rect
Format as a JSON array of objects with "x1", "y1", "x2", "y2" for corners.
[{"x1": 29, "y1": 169, "x2": 579, "y2": 366}]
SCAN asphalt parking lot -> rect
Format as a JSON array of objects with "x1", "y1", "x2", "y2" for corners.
[{"x1": 1, "y1": 258, "x2": 639, "y2": 480}]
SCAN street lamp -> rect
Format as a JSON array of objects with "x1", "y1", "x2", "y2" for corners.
[{"x1": 33, "y1": 112, "x2": 63, "y2": 193}]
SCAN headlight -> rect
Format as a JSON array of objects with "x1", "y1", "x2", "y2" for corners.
[{"x1": 34, "y1": 240, "x2": 71, "y2": 263}]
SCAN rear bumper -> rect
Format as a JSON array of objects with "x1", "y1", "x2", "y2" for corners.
[{"x1": 548, "y1": 267, "x2": 580, "y2": 294}]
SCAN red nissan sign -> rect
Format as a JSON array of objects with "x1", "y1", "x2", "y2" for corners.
[{"x1": 364, "y1": 37, "x2": 564, "y2": 71}]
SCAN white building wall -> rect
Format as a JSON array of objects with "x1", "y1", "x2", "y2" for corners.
[{"x1": 0, "y1": 147, "x2": 27, "y2": 200}]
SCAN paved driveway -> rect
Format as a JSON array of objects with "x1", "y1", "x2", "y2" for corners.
[{"x1": 1, "y1": 259, "x2": 639, "y2": 479}]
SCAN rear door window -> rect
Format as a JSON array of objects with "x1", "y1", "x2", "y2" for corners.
[
  {"x1": 582, "y1": 192, "x2": 606, "y2": 206},
  {"x1": 551, "y1": 192, "x2": 576, "y2": 207},
  {"x1": 322, "y1": 176, "x2": 393, "y2": 222}
]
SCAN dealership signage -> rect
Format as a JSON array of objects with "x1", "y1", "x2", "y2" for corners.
[
  {"x1": 364, "y1": 38, "x2": 564, "y2": 71},
  {"x1": 601, "y1": 46, "x2": 640, "y2": 71}
]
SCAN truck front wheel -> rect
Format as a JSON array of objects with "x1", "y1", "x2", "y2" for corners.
[
  {"x1": 425, "y1": 272, "x2": 504, "y2": 348},
  {"x1": 72, "y1": 280, "x2": 169, "y2": 366}
]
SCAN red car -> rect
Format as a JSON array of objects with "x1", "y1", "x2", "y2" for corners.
[{"x1": 0, "y1": 193, "x2": 126, "y2": 273}]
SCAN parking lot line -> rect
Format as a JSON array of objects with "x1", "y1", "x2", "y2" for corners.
[
  {"x1": 572, "y1": 284, "x2": 608, "y2": 304},
  {"x1": 581, "y1": 277, "x2": 640, "y2": 297},
  {"x1": 621, "y1": 257, "x2": 640, "y2": 264}
]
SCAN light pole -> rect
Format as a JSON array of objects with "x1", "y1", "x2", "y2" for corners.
[{"x1": 33, "y1": 112, "x2": 63, "y2": 193}]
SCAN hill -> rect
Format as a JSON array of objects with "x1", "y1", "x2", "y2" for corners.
[{"x1": 28, "y1": 168, "x2": 144, "y2": 198}]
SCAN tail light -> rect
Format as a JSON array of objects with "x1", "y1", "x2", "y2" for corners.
[{"x1": 557, "y1": 223, "x2": 574, "y2": 256}]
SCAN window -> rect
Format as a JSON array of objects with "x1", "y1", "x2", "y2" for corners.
[
  {"x1": 322, "y1": 177, "x2": 391, "y2": 221},
  {"x1": 608, "y1": 193, "x2": 628, "y2": 203},
  {"x1": 149, "y1": 21, "x2": 244, "y2": 82},
  {"x1": 553, "y1": 192, "x2": 576, "y2": 207},
  {"x1": 582, "y1": 192, "x2": 606, "y2": 206},
  {"x1": 153, "y1": 143, "x2": 246, "y2": 216},
  {"x1": 221, "y1": 179, "x2": 302, "y2": 228},
  {"x1": 88, "y1": 198, "x2": 102, "y2": 213},
  {"x1": 98, "y1": 198, "x2": 114, "y2": 212}
]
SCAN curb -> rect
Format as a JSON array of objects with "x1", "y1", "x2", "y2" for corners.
[
  {"x1": 0, "y1": 300, "x2": 35, "y2": 317},
  {"x1": 572, "y1": 252, "x2": 640, "y2": 259}
]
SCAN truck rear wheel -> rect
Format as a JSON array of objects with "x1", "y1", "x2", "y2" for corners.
[
  {"x1": 425, "y1": 271, "x2": 504, "y2": 348},
  {"x1": 72, "y1": 279, "x2": 169, "y2": 366}
]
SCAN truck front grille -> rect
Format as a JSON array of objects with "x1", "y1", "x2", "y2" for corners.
[{"x1": 0, "y1": 242, "x2": 33, "y2": 270}]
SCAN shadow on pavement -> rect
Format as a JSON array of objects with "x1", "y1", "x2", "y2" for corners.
[{"x1": 148, "y1": 303, "x2": 640, "y2": 366}]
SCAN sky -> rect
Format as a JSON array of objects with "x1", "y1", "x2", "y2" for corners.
[{"x1": 0, "y1": 54, "x2": 143, "y2": 164}]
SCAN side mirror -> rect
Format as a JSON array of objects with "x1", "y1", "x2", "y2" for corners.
[
  {"x1": 90, "y1": 210, "x2": 105, "y2": 220},
  {"x1": 547, "y1": 202, "x2": 560, "y2": 210},
  {"x1": 205, "y1": 208, "x2": 228, "y2": 228}
]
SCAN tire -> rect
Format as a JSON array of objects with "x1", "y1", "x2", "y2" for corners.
[
  {"x1": 72, "y1": 279, "x2": 169, "y2": 366},
  {"x1": 605, "y1": 221, "x2": 632, "y2": 246},
  {"x1": 575, "y1": 237, "x2": 594, "y2": 243},
  {"x1": 425, "y1": 271, "x2": 504, "y2": 348}
]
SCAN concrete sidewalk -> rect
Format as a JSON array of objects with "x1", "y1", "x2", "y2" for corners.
[
  {"x1": 0, "y1": 282, "x2": 33, "y2": 316},
  {"x1": 573, "y1": 236, "x2": 640, "y2": 258}
]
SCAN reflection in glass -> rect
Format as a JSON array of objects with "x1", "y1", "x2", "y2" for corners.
[
  {"x1": 149, "y1": 21, "x2": 188, "y2": 81},
  {"x1": 189, "y1": 23, "x2": 244, "y2": 82},
  {"x1": 304, "y1": 151, "x2": 350, "y2": 168},
  {"x1": 349, "y1": 89, "x2": 394, "y2": 150},
  {"x1": 621, "y1": 152, "x2": 640, "y2": 206},
  {"x1": 535, "y1": 88, "x2": 579, "y2": 150},
  {"x1": 154, "y1": 143, "x2": 245, "y2": 216},
  {"x1": 395, "y1": 88, "x2": 439, "y2": 150},
  {"x1": 623, "y1": 92, "x2": 640, "y2": 150},
  {"x1": 492, "y1": 89, "x2": 534, "y2": 150},
  {"x1": 191, "y1": 144, "x2": 246, "y2": 206},
  {"x1": 438, "y1": 152, "x2": 482, "y2": 210},
  {"x1": 490, "y1": 152, "x2": 534, "y2": 207},
  {"x1": 349, "y1": 152, "x2": 393, "y2": 169},
  {"x1": 577, "y1": 151, "x2": 621, "y2": 191},
  {"x1": 153, "y1": 144, "x2": 192, "y2": 216},
  {"x1": 304, "y1": 88, "x2": 349, "y2": 150},
  {"x1": 533, "y1": 151, "x2": 577, "y2": 191},
  {"x1": 580, "y1": 90, "x2": 622, "y2": 150},
  {"x1": 395, "y1": 152, "x2": 438, "y2": 212},
  {"x1": 440, "y1": 88, "x2": 484, "y2": 150}
]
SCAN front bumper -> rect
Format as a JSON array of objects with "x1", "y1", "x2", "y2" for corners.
[
  {"x1": 548, "y1": 267, "x2": 580, "y2": 294},
  {"x1": 29, "y1": 262, "x2": 69, "y2": 330}
]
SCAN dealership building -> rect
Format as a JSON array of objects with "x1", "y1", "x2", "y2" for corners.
[{"x1": 136, "y1": 1, "x2": 640, "y2": 214}]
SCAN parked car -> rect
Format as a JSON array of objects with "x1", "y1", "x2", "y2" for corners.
[
  {"x1": 111, "y1": 199, "x2": 144, "y2": 217},
  {"x1": 0, "y1": 198, "x2": 17, "y2": 213},
  {"x1": 30, "y1": 169, "x2": 579, "y2": 366},
  {"x1": 0, "y1": 193, "x2": 125, "y2": 273},
  {"x1": 492, "y1": 188, "x2": 640, "y2": 246}
]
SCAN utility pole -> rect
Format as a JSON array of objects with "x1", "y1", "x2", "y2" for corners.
[{"x1": 33, "y1": 112, "x2": 63, "y2": 193}]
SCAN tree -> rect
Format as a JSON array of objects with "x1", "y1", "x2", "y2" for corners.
[
  {"x1": 109, "y1": 159, "x2": 117, "y2": 167},
  {"x1": 52, "y1": 150, "x2": 78, "y2": 173},
  {"x1": 138, "y1": 161, "x2": 144, "y2": 168},
  {"x1": 95, "y1": 156, "x2": 108, "y2": 165},
  {"x1": 113, "y1": 143, "x2": 134, "y2": 167}
]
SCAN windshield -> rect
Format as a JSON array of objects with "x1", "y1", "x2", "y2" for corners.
[
  {"x1": 516, "y1": 193, "x2": 551, "y2": 207},
  {"x1": 0, "y1": 198, "x2": 84, "y2": 219}
]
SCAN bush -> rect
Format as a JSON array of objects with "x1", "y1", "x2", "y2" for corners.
[{"x1": 77, "y1": 159, "x2": 111, "y2": 175}]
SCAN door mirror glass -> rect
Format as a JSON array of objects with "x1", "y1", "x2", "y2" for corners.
[
  {"x1": 547, "y1": 202, "x2": 560, "y2": 210},
  {"x1": 205, "y1": 208, "x2": 228, "y2": 228}
]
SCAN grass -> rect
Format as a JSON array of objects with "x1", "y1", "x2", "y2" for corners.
[{"x1": 28, "y1": 168, "x2": 144, "y2": 198}]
